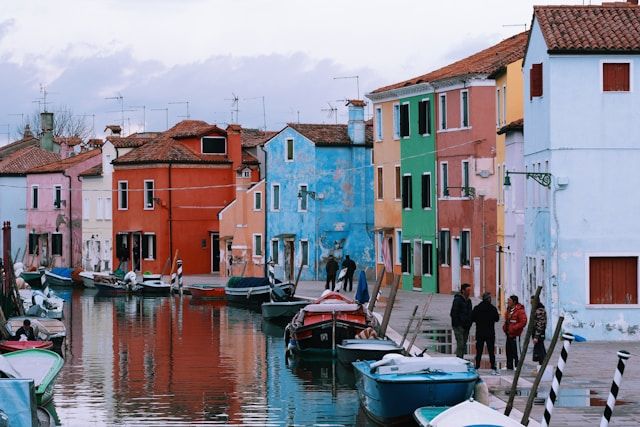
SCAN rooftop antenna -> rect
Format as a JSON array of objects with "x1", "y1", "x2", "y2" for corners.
[
  {"x1": 333, "y1": 75, "x2": 360, "y2": 100},
  {"x1": 225, "y1": 93, "x2": 240, "y2": 123},
  {"x1": 75, "y1": 114, "x2": 96, "y2": 138},
  {"x1": 107, "y1": 108, "x2": 137, "y2": 136},
  {"x1": 321, "y1": 102, "x2": 338, "y2": 125},
  {"x1": 244, "y1": 96, "x2": 267, "y2": 131},
  {"x1": 169, "y1": 101, "x2": 190, "y2": 120},
  {"x1": 151, "y1": 107, "x2": 169, "y2": 131},
  {"x1": 129, "y1": 105, "x2": 146, "y2": 132},
  {"x1": 502, "y1": 23, "x2": 528, "y2": 32},
  {"x1": 105, "y1": 93, "x2": 125, "y2": 130}
]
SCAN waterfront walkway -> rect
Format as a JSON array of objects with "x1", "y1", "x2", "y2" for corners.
[{"x1": 182, "y1": 275, "x2": 640, "y2": 426}]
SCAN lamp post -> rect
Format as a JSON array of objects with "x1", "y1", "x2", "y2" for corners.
[{"x1": 504, "y1": 171, "x2": 552, "y2": 188}]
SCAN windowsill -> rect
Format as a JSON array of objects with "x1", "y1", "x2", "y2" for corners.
[
  {"x1": 423, "y1": 273, "x2": 433, "y2": 277},
  {"x1": 118, "y1": 208, "x2": 128, "y2": 211},
  {"x1": 144, "y1": 258, "x2": 155, "y2": 261},
  {"x1": 422, "y1": 207, "x2": 432, "y2": 211},
  {"x1": 421, "y1": 133, "x2": 431, "y2": 138},
  {"x1": 393, "y1": 136, "x2": 400, "y2": 141},
  {"x1": 462, "y1": 265, "x2": 471, "y2": 269},
  {"x1": 402, "y1": 136, "x2": 410, "y2": 139},
  {"x1": 403, "y1": 208, "x2": 412, "y2": 211},
  {"x1": 602, "y1": 91, "x2": 630, "y2": 94},
  {"x1": 438, "y1": 197, "x2": 472, "y2": 201},
  {"x1": 271, "y1": 209, "x2": 280, "y2": 212},
  {"x1": 394, "y1": 198, "x2": 402, "y2": 202},
  {"x1": 441, "y1": 264, "x2": 450, "y2": 268},
  {"x1": 376, "y1": 198, "x2": 384, "y2": 202},
  {"x1": 437, "y1": 127, "x2": 471, "y2": 134},
  {"x1": 144, "y1": 208, "x2": 155, "y2": 211},
  {"x1": 402, "y1": 272, "x2": 411, "y2": 275},
  {"x1": 298, "y1": 210, "x2": 308, "y2": 213},
  {"x1": 253, "y1": 209, "x2": 262, "y2": 212},
  {"x1": 375, "y1": 139, "x2": 383, "y2": 143},
  {"x1": 285, "y1": 159, "x2": 294, "y2": 163},
  {"x1": 586, "y1": 304, "x2": 640, "y2": 309}
]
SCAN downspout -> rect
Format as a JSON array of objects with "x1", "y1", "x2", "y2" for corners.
[
  {"x1": 63, "y1": 171, "x2": 73, "y2": 267},
  {"x1": 168, "y1": 162, "x2": 173, "y2": 261},
  {"x1": 259, "y1": 144, "x2": 268, "y2": 277}
]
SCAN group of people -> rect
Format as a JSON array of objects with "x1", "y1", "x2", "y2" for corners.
[
  {"x1": 450, "y1": 283, "x2": 547, "y2": 374},
  {"x1": 325, "y1": 254, "x2": 357, "y2": 292}
]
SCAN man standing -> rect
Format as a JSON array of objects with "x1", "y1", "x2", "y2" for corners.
[
  {"x1": 342, "y1": 255, "x2": 357, "y2": 292},
  {"x1": 503, "y1": 295, "x2": 527, "y2": 370},
  {"x1": 532, "y1": 295, "x2": 547, "y2": 366},
  {"x1": 325, "y1": 255, "x2": 339, "y2": 291},
  {"x1": 450, "y1": 283, "x2": 472, "y2": 359},
  {"x1": 471, "y1": 292, "x2": 500, "y2": 375}
]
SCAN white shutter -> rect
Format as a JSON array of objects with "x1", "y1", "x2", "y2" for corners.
[{"x1": 105, "y1": 197, "x2": 112, "y2": 220}]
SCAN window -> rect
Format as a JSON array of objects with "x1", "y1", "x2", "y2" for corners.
[
  {"x1": 461, "y1": 230, "x2": 470, "y2": 266},
  {"x1": 31, "y1": 185, "x2": 38, "y2": 209},
  {"x1": 83, "y1": 197, "x2": 90, "y2": 220},
  {"x1": 52, "y1": 233, "x2": 63, "y2": 256},
  {"x1": 201, "y1": 136, "x2": 226, "y2": 154},
  {"x1": 53, "y1": 185, "x2": 62, "y2": 209},
  {"x1": 28, "y1": 233, "x2": 38, "y2": 255},
  {"x1": 439, "y1": 94, "x2": 447, "y2": 130},
  {"x1": 439, "y1": 230, "x2": 450, "y2": 265},
  {"x1": 530, "y1": 63, "x2": 543, "y2": 99},
  {"x1": 496, "y1": 88, "x2": 502, "y2": 127},
  {"x1": 376, "y1": 231, "x2": 384, "y2": 264},
  {"x1": 375, "y1": 107, "x2": 383, "y2": 141},
  {"x1": 440, "y1": 162, "x2": 448, "y2": 197},
  {"x1": 460, "y1": 90, "x2": 469, "y2": 128},
  {"x1": 142, "y1": 234, "x2": 156, "y2": 260},
  {"x1": 272, "y1": 184, "x2": 280, "y2": 211},
  {"x1": 418, "y1": 99, "x2": 432, "y2": 135},
  {"x1": 96, "y1": 197, "x2": 104, "y2": 220},
  {"x1": 589, "y1": 257, "x2": 638, "y2": 304},
  {"x1": 253, "y1": 234, "x2": 263, "y2": 257},
  {"x1": 144, "y1": 180, "x2": 154, "y2": 209},
  {"x1": 502, "y1": 85, "x2": 507, "y2": 125},
  {"x1": 402, "y1": 174, "x2": 412, "y2": 210},
  {"x1": 393, "y1": 103, "x2": 400, "y2": 139},
  {"x1": 395, "y1": 229, "x2": 402, "y2": 265},
  {"x1": 401, "y1": 242, "x2": 411, "y2": 274},
  {"x1": 301, "y1": 240, "x2": 309, "y2": 266},
  {"x1": 376, "y1": 167, "x2": 384, "y2": 200},
  {"x1": 242, "y1": 169, "x2": 251, "y2": 178},
  {"x1": 298, "y1": 185, "x2": 308, "y2": 211},
  {"x1": 395, "y1": 166, "x2": 401, "y2": 200},
  {"x1": 399, "y1": 103, "x2": 410, "y2": 138},
  {"x1": 462, "y1": 161, "x2": 470, "y2": 197},
  {"x1": 118, "y1": 181, "x2": 128, "y2": 210},
  {"x1": 105, "y1": 197, "x2": 112, "y2": 220},
  {"x1": 422, "y1": 242, "x2": 433, "y2": 276},
  {"x1": 254, "y1": 191, "x2": 262, "y2": 210},
  {"x1": 286, "y1": 138, "x2": 294, "y2": 161},
  {"x1": 603, "y1": 63, "x2": 630, "y2": 92},
  {"x1": 271, "y1": 239, "x2": 279, "y2": 264},
  {"x1": 421, "y1": 173, "x2": 431, "y2": 209}
]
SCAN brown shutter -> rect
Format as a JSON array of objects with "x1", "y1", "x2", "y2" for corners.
[
  {"x1": 530, "y1": 63, "x2": 543, "y2": 99},
  {"x1": 603, "y1": 63, "x2": 630, "y2": 92},
  {"x1": 590, "y1": 257, "x2": 637, "y2": 304}
]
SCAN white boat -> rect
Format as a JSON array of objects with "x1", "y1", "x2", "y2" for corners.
[
  {"x1": 4, "y1": 317, "x2": 66, "y2": 350},
  {"x1": 18, "y1": 288, "x2": 64, "y2": 319},
  {"x1": 78, "y1": 271, "x2": 111, "y2": 288},
  {"x1": 414, "y1": 399, "x2": 525, "y2": 427}
]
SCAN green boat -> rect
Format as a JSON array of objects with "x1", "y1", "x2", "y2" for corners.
[
  {"x1": 20, "y1": 270, "x2": 44, "y2": 289},
  {"x1": 0, "y1": 349, "x2": 64, "y2": 405}
]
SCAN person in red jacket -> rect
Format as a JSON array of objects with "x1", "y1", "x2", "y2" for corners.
[{"x1": 503, "y1": 295, "x2": 527, "y2": 369}]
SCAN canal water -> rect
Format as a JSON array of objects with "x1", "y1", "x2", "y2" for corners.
[{"x1": 50, "y1": 289, "x2": 375, "y2": 426}]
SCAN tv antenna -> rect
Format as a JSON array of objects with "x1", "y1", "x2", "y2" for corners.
[
  {"x1": 105, "y1": 93, "x2": 125, "y2": 129},
  {"x1": 333, "y1": 75, "x2": 360, "y2": 100},
  {"x1": 225, "y1": 93, "x2": 240, "y2": 123},
  {"x1": 151, "y1": 107, "x2": 169, "y2": 131},
  {"x1": 169, "y1": 101, "x2": 190, "y2": 120},
  {"x1": 502, "y1": 23, "x2": 527, "y2": 32},
  {"x1": 321, "y1": 102, "x2": 338, "y2": 125},
  {"x1": 75, "y1": 114, "x2": 96, "y2": 138},
  {"x1": 129, "y1": 105, "x2": 146, "y2": 132},
  {"x1": 245, "y1": 96, "x2": 267, "y2": 131}
]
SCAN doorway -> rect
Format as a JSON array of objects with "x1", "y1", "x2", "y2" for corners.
[
  {"x1": 211, "y1": 233, "x2": 220, "y2": 273},
  {"x1": 451, "y1": 237, "x2": 461, "y2": 292},
  {"x1": 132, "y1": 232, "x2": 141, "y2": 272},
  {"x1": 284, "y1": 239, "x2": 295, "y2": 282},
  {"x1": 413, "y1": 240, "x2": 422, "y2": 290}
]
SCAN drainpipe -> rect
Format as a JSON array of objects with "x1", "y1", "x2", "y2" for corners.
[
  {"x1": 168, "y1": 162, "x2": 173, "y2": 261},
  {"x1": 259, "y1": 144, "x2": 268, "y2": 277},
  {"x1": 64, "y1": 171, "x2": 73, "y2": 267}
]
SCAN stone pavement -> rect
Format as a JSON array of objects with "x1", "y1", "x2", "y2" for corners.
[{"x1": 182, "y1": 275, "x2": 640, "y2": 426}]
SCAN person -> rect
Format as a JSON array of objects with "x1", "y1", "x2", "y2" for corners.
[
  {"x1": 325, "y1": 255, "x2": 339, "y2": 291},
  {"x1": 503, "y1": 295, "x2": 527, "y2": 370},
  {"x1": 117, "y1": 241, "x2": 129, "y2": 273},
  {"x1": 13, "y1": 319, "x2": 36, "y2": 341},
  {"x1": 532, "y1": 295, "x2": 548, "y2": 366},
  {"x1": 471, "y1": 292, "x2": 500, "y2": 375},
  {"x1": 132, "y1": 240, "x2": 140, "y2": 271},
  {"x1": 450, "y1": 283, "x2": 473, "y2": 359},
  {"x1": 342, "y1": 255, "x2": 357, "y2": 292}
]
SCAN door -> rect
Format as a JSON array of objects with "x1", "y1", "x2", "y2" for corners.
[
  {"x1": 226, "y1": 240, "x2": 233, "y2": 276},
  {"x1": 211, "y1": 233, "x2": 220, "y2": 273},
  {"x1": 473, "y1": 257, "x2": 481, "y2": 298},
  {"x1": 413, "y1": 241, "x2": 422, "y2": 290},
  {"x1": 284, "y1": 240, "x2": 295, "y2": 282},
  {"x1": 132, "y1": 233, "x2": 141, "y2": 272},
  {"x1": 451, "y1": 237, "x2": 461, "y2": 292}
]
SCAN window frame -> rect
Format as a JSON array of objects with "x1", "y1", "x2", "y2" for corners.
[
  {"x1": 418, "y1": 98, "x2": 432, "y2": 136},
  {"x1": 142, "y1": 233, "x2": 156, "y2": 260},
  {"x1": 253, "y1": 233, "x2": 263, "y2": 257},
  {"x1": 375, "y1": 106, "x2": 383, "y2": 141},
  {"x1": 83, "y1": 196, "x2": 90, "y2": 220},
  {"x1": 394, "y1": 229, "x2": 402, "y2": 266},
  {"x1": 602, "y1": 61, "x2": 632, "y2": 93},
  {"x1": 530, "y1": 63, "x2": 543, "y2": 99},
  {"x1": 421, "y1": 172, "x2": 432, "y2": 209},
  {"x1": 271, "y1": 183, "x2": 280, "y2": 211},
  {"x1": 298, "y1": 184, "x2": 308, "y2": 212},
  {"x1": 52, "y1": 233, "x2": 63, "y2": 256},
  {"x1": 31, "y1": 185, "x2": 39, "y2": 210},
  {"x1": 118, "y1": 180, "x2": 128, "y2": 210},
  {"x1": 253, "y1": 191, "x2": 262, "y2": 211},
  {"x1": 460, "y1": 229, "x2": 471, "y2": 267},
  {"x1": 200, "y1": 136, "x2": 227, "y2": 155},
  {"x1": 401, "y1": 240, "x2": 411, "y2": 275},
  {"x1": 394, "y1": 165, "x2": 401, "y2": 201},
  {"x1": 399, "y1": 102, "x2": 410, "y2": 138},
  {"x1": 402, "y1": 173, "x2": 412, "y2": 210},
  {"x1": 439, "y1": 229, "x2": 451, "y2": 266},
  {"x1": 496, "y1": 88, "x2": 502, "y2": 127},
  {"x1": 440, "y1": 162, "x2": 449, "y2": 198},
  {"x1": 460, "y1": 89, "x2": 470, "y2": 128},
  {"x1": 53, "y1": 185, "x2": 62, "y2": 209},
  {"x1": 422, "y1": 241, "x2": 433, "y2": 276},
  {"x1": 392, "y1": 103, "x2": 400, "y2": 140},
  {"x1": 376, "y1": 166, "x2": 384, "y2": 200},
  {"x1": 300, "y1": 239, "x2": 309, "y2": 266},
  {"x1": 461, "y1": 160, "x2": 470, "y2": 198},
  {"x1": 144, "y1": 180, "x2": 155, "y2": 210},
  {"x1": 285, "y1": 138, "x2": 294, "y2": 162},
  {"x1": 271, "y1": 239, "x2": 280, "y2": 265},
  {"x1": 586, "y1": 254, "x2": 640, "y2": 306},
  {"x1": 439, "y1": 93, "x2": 447, "y2": 130}
]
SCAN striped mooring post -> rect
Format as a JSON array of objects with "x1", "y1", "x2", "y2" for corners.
[
  {"x1": 541, "y1": 332, "x2": 575, "y2": 427},
  {"x1": 177, "y1": 259, "x2": 183, "y2": 293},
  {"x1": 600, "y1": 350, "x2": 631, "y2": 427},
  {"x1": 267, "y1": 262, "x2": 275, "y2": 285}
]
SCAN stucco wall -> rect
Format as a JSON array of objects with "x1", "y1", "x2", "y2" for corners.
[{"x1": 0, "y1": 176, "x2": 28, "y2": 262}]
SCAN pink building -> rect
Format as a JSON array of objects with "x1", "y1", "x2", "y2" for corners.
[{"x1": 26, "y1": 149, "x2": 102, "y2": 268}]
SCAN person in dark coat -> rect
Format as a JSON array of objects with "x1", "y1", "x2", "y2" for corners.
[
  {"x1": 325, "y1": 255, "x2": 339, "y2": 291},
  {"x1": 532, "y1": 295, "x2": 547, "y2": 366},
  {"x1": 13, "y1": 319, "x2": 36, "y2": 341},
  {"x1": 341, "y1": 255, "x2": 357, "y2": 292},
  {"x1": 471, "y1": 292, "x2": 500, "y2": 374},
  {"x1": 450, "y1": 283, "x2": 473, "y2": 359},
  {"x1": 503, "y1": 295, "x2": 527, "y2": 370}
]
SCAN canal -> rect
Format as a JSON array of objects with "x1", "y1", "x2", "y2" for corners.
[{"x1": 50, "y1": 289, "x2": 375, "y2": 426}]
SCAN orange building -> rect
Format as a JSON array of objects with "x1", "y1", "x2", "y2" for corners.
[{"x1": 111, "y1": 121, "x2": 259, "y2": 275}]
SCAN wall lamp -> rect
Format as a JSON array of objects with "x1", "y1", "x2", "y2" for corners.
[
  {"x1": 444, "y1": 186, "x2": 476, "y2": 198},
  {"x1": 504, "y1": 171, "x2": 552, "y2": 188},
  {"x1": 297, "y1": 189, "x2": 318, "y2": 200}
]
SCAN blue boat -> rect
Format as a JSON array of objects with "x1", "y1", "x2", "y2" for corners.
[
  {"x1": 44, "y1": 268, "x2": 73, "y2": 287},
  {"x1": 352, "y1": 354, "x2": 478, "y2": 425}
]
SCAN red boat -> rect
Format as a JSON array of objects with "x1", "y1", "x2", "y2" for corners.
[
  {"x1": 0, "y1": 340, "x2": 54, "y2": 353},
  {"x1": 189, "y1": 284, "x2": 226, "y2": 300}
]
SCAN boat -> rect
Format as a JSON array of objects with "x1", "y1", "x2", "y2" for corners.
[
  {"x1": 19, "y1": 269, "x2": 45, "y2": 289},
  {"x1": 336, "y1": 338, "x2": 404, "y2": 365},
  {"x1": 78, "y1": 271, "x2": 111, "y2": 288},
  {"x1": 19, "y1": 288, "x2": 64, "y2": 319},
  {"x1": 225, "y1": 277, "x2": 293, "y2": 306},
  {"x1": 285, "y1": 291, "x2": 378, "y2": 356},
  {"x1": 261, "y1": 298, "x2": 311, "y2": 321},
  {"x1": 94, "y1": 278, "x2": 141, "y2": 295},
  {"x1": 44, "y1": 268, "x2": 73, "y2": 287},
  {"x1": 414, "y1": 399, "x2": 525, "y2": 427},
  {"x1": 4, "y1": 317, "x2": 66, "y2": 351},
  {"x1": 0, "y1": 340, "x2": 54, "y2": 353},
  {"x1": 190, "y1": 283, "x2": 226, "y2": 300},
  {"x1": 0, "y1": 349, "x2": 64, "y2": 405},
  {"x1": 0, "y1": 378, "x2": 39, "y2": 425},
  {"x1": 139, "y1": 280, "x2": 171, "y2": 295},
  {"x1": 352, "y1": 354, "x2": 478, "y2": 425}
]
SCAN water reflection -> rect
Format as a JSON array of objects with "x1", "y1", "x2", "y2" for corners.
[{"x1": 48, "y1": 289, "x2": 375, "y2": 426}]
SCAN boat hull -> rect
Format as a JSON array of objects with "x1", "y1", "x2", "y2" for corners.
[
  {"x1": 20, "y1": 271, "x2": 44, "y2": 289},
  {"x1": 140, "y1": 281, "x2": 171, "y2": 295},
  {"x1": 261, "y1": 300, "x2": 310, "y2": 321},
  {"x1": 44, "y1": 272, "x2": 72, "y2": 287},
  {"x1": 95, "y1": 282, "x2": 131, "y2": 295},
  {"x1": 2, "y1": 349, "x2": 64, "y2": 406},
  {"x1": 0, "y1": 340, "x2": 53, "y2": 353},
  {"x1": 225, "y1": 283, "x2": 293, "y2": 307},
  {"x1": 190, "y1": 284, "x2": 225, "y2": 300},
  {"x1": 288, "y1": 320, "x2": 369, "y2": 355},
  {"x1": 336, "y1": 339, "x2": 404, "y2": 365}
]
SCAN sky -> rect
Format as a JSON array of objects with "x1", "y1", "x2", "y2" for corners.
[{"x1": 0, "y1": 0, "x2": 596, "y2": 142}]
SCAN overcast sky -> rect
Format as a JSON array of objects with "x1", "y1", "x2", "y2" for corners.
[{"x1": 0, "y1": 0, "x2": 594, "y2": 142}]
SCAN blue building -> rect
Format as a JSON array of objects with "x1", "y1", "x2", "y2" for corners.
[
  {"x1": 522, "y1": 3, "x2": 640, "y2": 340},
  {"x1": 264, "y1": 100, "x2": 374, "y2": 282}
]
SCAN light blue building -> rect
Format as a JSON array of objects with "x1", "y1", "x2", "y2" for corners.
[
  {"x1": 522, "y1": 4, "x2": 640, "y2": 340},
  {"x1": 264, "y1": 101, "x2": 374, "y2": 282}
]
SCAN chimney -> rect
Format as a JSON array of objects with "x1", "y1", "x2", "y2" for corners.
[
  {"x1": 629, "y1": 0, "x2": 638, "y2": 5},
  {"x1": 23, "y1": 124, "x2": 33, "y2": 139},
  {"x1": 347, "y1": 100, "x2": 366, "y2": 144},
  {"x1": 40, "y1": 112, "x2": 54, "y2": 152}
]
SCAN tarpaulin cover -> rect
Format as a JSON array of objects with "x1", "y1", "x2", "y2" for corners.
[
  {"x1": 226, "y1": 277, "x2": 281, "y2": 289},
  {"x1": 51, "y1": 268, "x2": 73, "y2": 278},
  {"x1": 0, "y1": 379, "x2": 38, "y2": 426}
]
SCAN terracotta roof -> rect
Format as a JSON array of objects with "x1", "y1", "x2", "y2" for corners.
[
  {"x1": 106, "y1": 132, "x2": 161, "y2": 149},
  {"x1": 287, "y1": 123, "x2": 373, "y2": 146},
  {"x1": 371, "y1": 32, "x2": 528, "y2": 94},
  {"x1": 112, "y1": 137, "x2": 231, "y2": 165},
  {"x1": 242, "y1": 150, "x2": 259, "y2": 165},
  {"x1": 534, "y1": 4, "x2": 640, "y2": 53},
  {"x1": 87, "y1": 138, "x2": 104, "y2": 147},
  {"x1": 347, "y1": 99, "x2": 366, "y2": 107},
  {"x1": 54, "y1": 136, "x2": 82, "y2": 146},
  {"x1": 165, "y1": 120, "x2": 224, "y2": 139},
  {"x1": 79, "y1": 164, "x2": 103, "y2": 177},
  {"x1": 0, "y1": 146, "x2": 61, "y2": 175},
  {"x1": 0, "y1": 136, "x2": 39, "y2": 159},
  {"x1": 241, "y1": 128, "x2": 278, "y2": 148},
  {"x1": 28, "y1": 149, "x2": 101, "y2": 174},
  {"x1": 497, "y1": 118, "x2": 524, "y2": 135}
]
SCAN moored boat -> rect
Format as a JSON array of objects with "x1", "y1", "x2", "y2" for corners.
[
  {"x1": 20, "y1": 269, "x2": 45, "y2": 289},
  {"x1": 190, "y1": 284, "x2": 225, "y2": 300},
  {"x1": 19, "y1": 288, "x2": 64, "y2": 319},
  {"x1": 0, "y1": 340, "x2": 54, "y2": 353},
  {"x1": 94, "y1": 277, "x2": 141, "y2": 295},
  {"x1": 336, "y1": 338, "x2": 404, "y2": 365},
  {"x1": 4, "y1": 317, "x2": 66, "y2": 351},
  {"x1": 0, "y1": 349, "x2": 64, "y2": 405},
  {"x1": 261, "y1": 298, "x2": 311, "y2": 321},
  {"x1": 139, "y1": 280, "x2": 171, "y2": 295},
  {"x1": 78, "y1": 271, "x2": 111, "y2": 288},
  {"x1": 225, "y1": 277, "x2": 293, "y2": 306},
  {"x1": 353, "y1": 354, "x2": 478, "y2": 425},
  {"x1": 413, "y1": 399, "x2": 525, "y2": 427},
  {"x1": 44, "y1": 268, "x2": 73, "y2": 287}
]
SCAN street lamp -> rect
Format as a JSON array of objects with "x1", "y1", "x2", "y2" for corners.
[
  {"x1": 504, "y1": 171, "x2": 552, "y2": 188},
  {"x1": 297, "y1": 189, "x2": 318, "y2": 200}
]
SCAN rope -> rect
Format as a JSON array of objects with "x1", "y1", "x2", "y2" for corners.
[
  {"x1": 600, "y1": 350, "x2": 631, "y2": 427},
  {"x1": 541, "y1": 332, "x2": 575, "y2": 427}
]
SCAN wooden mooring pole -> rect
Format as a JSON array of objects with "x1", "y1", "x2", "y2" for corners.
[
  {"x1": 399, "y1": 305, "x2": 419, "y2": 349},
  {"x1": 367, "y1": 266, "x2": 385, "y2": 312},
  {"x1": 379, "y1": 274, "x2": 400, "y2": 338}
]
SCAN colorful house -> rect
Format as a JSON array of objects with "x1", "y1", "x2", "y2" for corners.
[
  {"x1": 264, "y1": 101, "x2": 374, "y2": 282},
  {"x1": 111, "y1": 120, "x2": 259, "y2": 275},
  {"x1": 25, "y1": 149, "x2": 102, "y2": 268},
  {"x1": 523, "y1": 2, "x2": 640, "y2": 340}
]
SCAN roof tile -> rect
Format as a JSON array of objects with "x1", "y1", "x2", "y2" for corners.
[
  {"x1": 0, "y1": 146, "x2": 61, "y2": 175},
  {"x1": 28, "y1": 149, "x2": 101, "y2": 174},
  {"x1": 287, "y1": 123, "x2": 373, "y2": 146}
]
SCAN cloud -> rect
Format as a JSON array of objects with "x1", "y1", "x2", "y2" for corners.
[{"x1": 0, "y1": 19, "x2": 14, "y2": 42}]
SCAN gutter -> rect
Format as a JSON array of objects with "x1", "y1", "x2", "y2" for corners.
[
  {"x1": 63, "y1": 171, "x2": 73, "y2": 267},
  {"x1": 259, "y1": 144, "x2": 268, "y2": 277},
  {"x1": 168, "y1": 162, "x2": 173, "y2": 261}
]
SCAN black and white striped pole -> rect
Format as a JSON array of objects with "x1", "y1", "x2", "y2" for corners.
[
  {"x1": 600, "y1": 350, "x2": 631, "y2": 427},
  {"x1": 267, "y1": 261, "x2": 275, "y2": 286},
  {"x1": 541, "y1": 332, "x2": 575, "y2": 427},
  {"x1": 177, "y1": 259, "x2": 183, "y2": 295}
]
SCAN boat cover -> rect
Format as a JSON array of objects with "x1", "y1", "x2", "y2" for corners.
[
  {"x1": 50, "y1": 268, "x2": 73, "y2": 278},
  {"x1": 226, "y1": 277, "x2": 281, "y2": 289},
  {"x1": 304, "y1": 303, "x2": 361, "y2": 313},
  {"x1": 421, "y1": 399, "x2": 524, "y2": 426},
  {"x1": 372, "y1": 355, "x2": 470, "y2": 375},
  {"x1": 0, "y1": 379, "x2": 38, "y2": 427}
]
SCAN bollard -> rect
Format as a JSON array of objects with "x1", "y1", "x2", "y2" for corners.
[
  {"x1": 600, "y1": 350, "x2": 631, "y2": 427},
  {"x1": 541, "y1": 332, "x2": 575, "y2": 427},
  {"x1": 177, "y1": 259, "x2": 183, "y2": 294},
  {"x1": 267, "y1": 262, "x2": 275, "y2": 286}
]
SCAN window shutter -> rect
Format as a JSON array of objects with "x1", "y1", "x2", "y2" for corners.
[
  {"x1": 418, "y1": 101, "x2": 426, "y2": 135},
  {"x1": 603, "y1": 63, "x2": 630, "y2": 92},
  {"x1": 400, "y1": 104, "x2": 410, "y2": 137},
  {"x1": 530, "y1": 63, "x2": 543, "y2": 99},
  {"x1": 421, "y1": 174, "x2": 431, "y2": 209},
  {"x1": 426, "y1": 100, "x2": 432, "y2": 135}
]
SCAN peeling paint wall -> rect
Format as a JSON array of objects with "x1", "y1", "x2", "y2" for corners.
[{"x1": 0, "y1": 176, "x2": 28, "y2": 261}]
